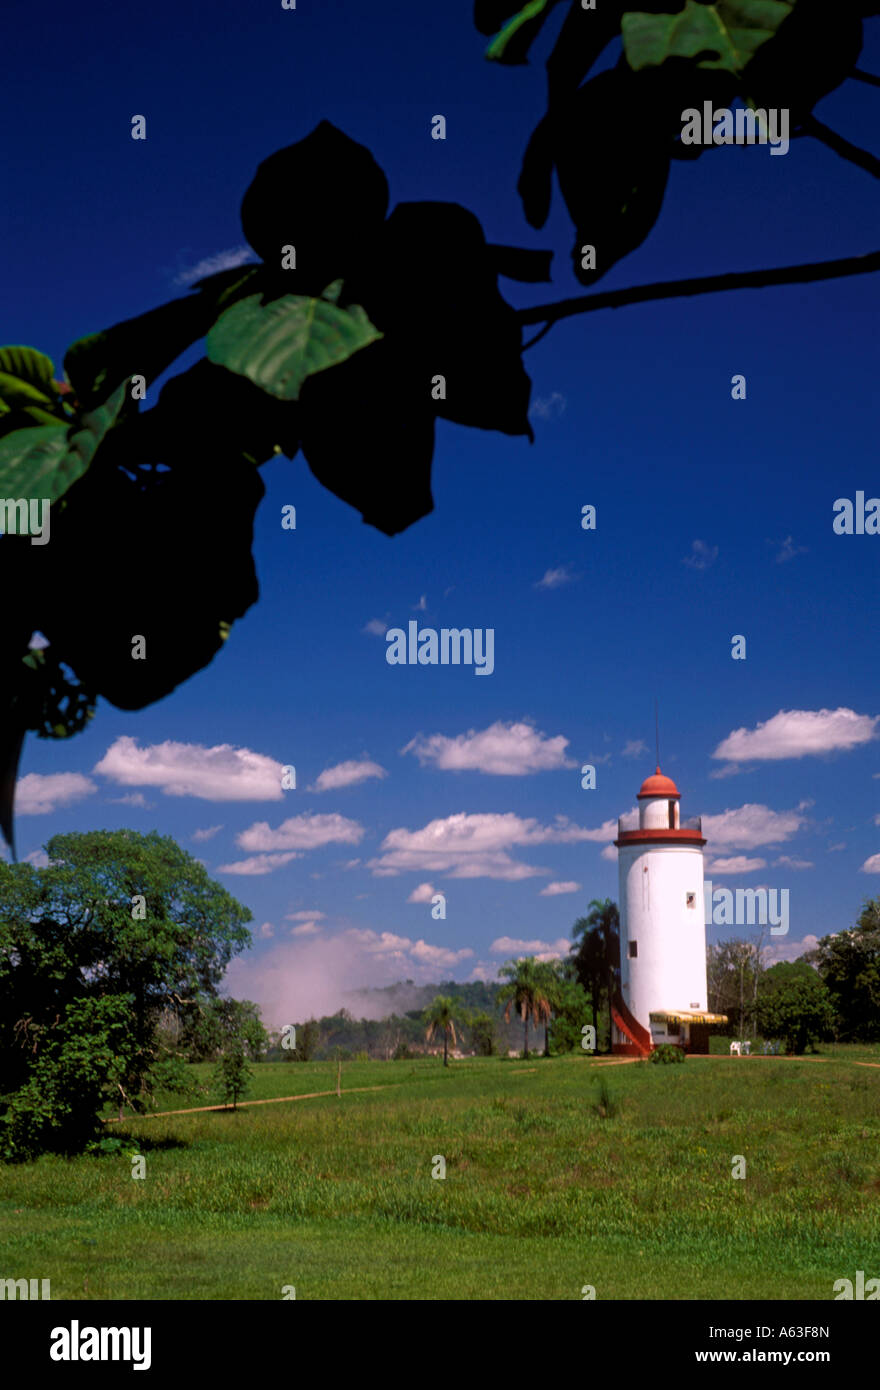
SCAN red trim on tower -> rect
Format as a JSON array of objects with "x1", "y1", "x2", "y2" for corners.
[{"x1": 614, "y1": 829, "x2": 706, "y2": 848}]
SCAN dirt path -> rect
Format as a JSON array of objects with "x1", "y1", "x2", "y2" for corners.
[{"x1": 104, "y1": 1082, "x2": 399, "y2": 1122}]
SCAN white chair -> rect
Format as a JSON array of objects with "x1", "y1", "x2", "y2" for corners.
[
  {"x1": 729, "y1": 1041, "x2": 741, "y2": 1056},
  {"x1": 742, "y1": 1040, "x2": 751, "y2": 1056}
]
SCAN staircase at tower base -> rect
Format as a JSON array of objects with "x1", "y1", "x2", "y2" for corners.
[{"x1": 611, "y1": 991, "x2": 652, "y2": 1057}]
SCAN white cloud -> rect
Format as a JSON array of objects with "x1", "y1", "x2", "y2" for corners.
[
  {"x1": 529, "y1": 392, "x2": 566, "y2": 420},
  {"x1": 490, "y1": 935, "x2": 570, "y2": 962},
  {"x1": 773, "y1": 855, "x2": 814, "y2": 870},
  {"x1": 109, "y1": 791, "x2": 151, "y2": 808},
  {"x1": 702, "y1": 803, "x2": 808, "y2": 850},
  {"x1": 861, "y1": 854, "x2": 880, "y2": 873},
  {"x1": 683, "y1": 539, "x2": 718, "y2": 570},
  {"x1": 95, "y1": 736, "x2": 283, "y2": 801},
  {"x1": 535, "y1": 566, "x2": 578, "y2": 590},
  {"x1": 407, "y1": 882, "x2": 436, "y2": 903},
  {"x1": 773, "y1": 535, "x2": 808, "y2": 564},
  {"x1": 216, "y1": 851, "x2": 301, "y2": 876},
  {"x1": 284, "y1": 910, "x2": 327, "y2": 922},
  {"x1": 601, "y1": 844, "x2": 617, "y2": 861},
  {"x1": 258, "y1": 921, "x2": 275, "y2": 939},
  {"x1": 15, "y1": 772, "x2": 97, "y2": 815},
  {"x1": 362, "y1": 618, "x2": 388, "y2": 636},
  {"x1": 290, "y1": 920, "x2": 322, "y2": 936},
  {"x1": 712, "y1": 709, "x2": 878, "y2": 765},
  {"x1": 24, "y1": 848, "x2": 49, "y2": 868},
  {"x1": 173, "y1": 245, "x2": 255, "y2": 286},
  {"x1": 411, "y1": 594, "x2": 427, "y2": 611},
  {"x1": 540, "y1": 880, "x2": 581, "y2": 896},
  {"x1": 761, "y1": 934, "x2": 822, "y2": 966},
  {"x1": 237, "y1": 813, "x2": 364, "y2": 852},
  {"x1": 828, "y1": 842, "x2": 846, "y2": 852},
  {"x1": 369, "y1": 811, "x2": 619, "y2": 880},
  {"x1": 310, "y1": 759, "x2": 387, "y2": 793},
  {"x1": 402, "y1": 720, "x2": 575, "y2": 776},
  {"x1": 622, "y1": 739, "x2": 649, "y2": 759},
  {"x1": 192, "y1": 824, "x2": 224, "y2": 842},
  {"x1": 706, "y1": 856, "x2": 767, "y2": 874}
]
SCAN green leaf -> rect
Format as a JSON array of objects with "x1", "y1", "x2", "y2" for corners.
[
  {"x1": 622, "y1": 1, "x2": 795, "y2": 76},
  {"x1": 0, "y1": 347, "x2": 56, "y2": 397},
  {"x1": 205, "y1": 293, "x2": 382, "y2": 401},
  {"x1": 486, "y1": 0, "x2": 562, "y2": 64},
  {"x1": 0, "y1": 381, "x2": 130, "y2": 527}
]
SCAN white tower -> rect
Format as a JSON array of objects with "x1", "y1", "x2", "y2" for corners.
[{"x1": 612, "y1": 768, "x2": 723, "y2": 1055}]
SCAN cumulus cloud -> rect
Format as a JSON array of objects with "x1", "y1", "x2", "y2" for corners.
[
  {"x1": 683, "y1": 539, "x2": 718, "y2": 570},
  {"x1": 290, "y1": 920, "x2": 322, "y2": 936},
  {"x1": 109, "y1": 791, "x2": 151, "y2": 807},
  {"x1": 310, "y1": 758, "x2": 387, "y2": 793},
  {"x1": 535, "y1": 565, "x2": 578, "y2": 590},
  {"x1": 216, "y1": 851, "x2": 301, "y2": 876},
  {"x1": 540, "y1": 880, "x2": 581, "y2": 896},
  {"x1": 762, "y1": 934, "x2": 822, "y2": 967},
  {"x1": 236, "y1": 813, "x2": 364, "y2": 852},
  {"x1": 362, "y1": 618, "x2": 388, "y2": 636},
  {"x1": 601, "y1": 844, "x2": 617, "y2": 861},
  {"x1": 95, "y1": 736, "x2": 284, "y2": 801},
  {"x1": 712, "y1": 709, "x2": 878, "y2": 765},
  {"x1": 285, "y1": 910, "x2": 327, "y2": 922},
  {"x1": 407, "y1": 882, "x2": 436, "y2": 903},
  {"x1": 16, "y1": 771, "x2": 97, "y2": 815},
  {"x1": 706, "y1": 856, "x2": 767, "y2": 874},
  {"x1": 861, "y1": 854, "x2": 880, "y2": 873},
  {"x1": 369, "y1": 811, "x2": 619, "y2": 880},
  {"x1": 258, "y1": 922, "x2": 275, "y2": 939},
  {"x1": 403, "y1": 720, "x2": 575, "y2": 776},
  {"x1": 702, "y1": 803, "x2": 808, "y2": 850},
  {"x1": 490, "y1": 935, "x2": 570, "y2": 962},
  {"x1": 192, "y1": 824, "x2": 224, "y2": 842},
  {"x1": 24, "y1": 848, "x2": 49, "y2": 868},
  {"x1": 773, "y1": 855, "x2": 814, "y2": 870},
  {"x1": 173, "y1": 245, "x2": 255, "y2": 286}
]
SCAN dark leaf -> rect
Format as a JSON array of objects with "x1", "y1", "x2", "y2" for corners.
[
  {"x1": 0, "y1": 723, "x2": 25, "y2": 856},
  {"x1": 487, "y1": 243, "x2": 554, "y2": 281},
  {"x1": 240, "y1": 121, "x2": 389, "y2": 292},
  {"x1": 517, "y1": 116, "x2": 556, "y2": 228},
  {"x1": 299, "y1": 341, "x2": 435, "y2": 537}
]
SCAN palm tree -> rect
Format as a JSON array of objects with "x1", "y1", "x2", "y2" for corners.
[
  {"x1": 533, "y1": 959, "x2": 564, "y2": 1056},
  {"x1": 497, "y1": 957, "x2": 553, "y2": 1059},
  {"x1": 423, "y1": 995, "x2": 458, "y2": 1066},
  {"x1": 571, "y1": 899, "x2": 620, "y2": 1053}
]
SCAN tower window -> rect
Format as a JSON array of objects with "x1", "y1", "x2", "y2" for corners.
[
  {"x1": 628, "y1": 941, "x2": 638, "y2": 958},
  {"x1": 668, "y1": 800, "x2": 676, "y2": 828}
]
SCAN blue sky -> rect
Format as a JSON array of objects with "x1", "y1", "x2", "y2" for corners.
[{"x1": 3, "y1": 2, "x2": 879, "y2": 1024}]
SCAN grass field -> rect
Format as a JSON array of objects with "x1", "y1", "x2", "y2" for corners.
[{"x1": 2, "y1": 1047, "x2": 879, "y2": 1300}]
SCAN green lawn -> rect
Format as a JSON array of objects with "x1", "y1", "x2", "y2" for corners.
[{"x1": 2, "y1": 1049, "x2": 878, "y2": 1299}]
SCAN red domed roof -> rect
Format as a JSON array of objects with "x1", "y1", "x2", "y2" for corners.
[{"x1": 637, "y1": 767, "x2": 680, "y2": 799}]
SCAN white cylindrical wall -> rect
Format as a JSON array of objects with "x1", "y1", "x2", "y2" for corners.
[
  {"x1": 618, "y1": 842, "x2": 707, "y2": 1029},
  {"x1": 639, "y1": 794, "x2": 679, "y2": 830}
]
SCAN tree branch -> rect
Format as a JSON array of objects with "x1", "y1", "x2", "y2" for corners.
[
  {"x1": 852, "y1": 69, "x2": 880, "y2": 90},
  {"x1": 800, "y1": 115, "x2": 880, "y2": 179},
  {"x1": 517, "y1": 250, "x2": 880, "y2": 338}
]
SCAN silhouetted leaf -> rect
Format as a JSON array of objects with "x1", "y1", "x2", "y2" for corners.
[
  {"x1": 63, "y1": 270, "x2": 260, "y2": 409},
  {"x1": 517, "y1": 117, "x2": 555, "y2": 228},
  {"x1": 743, "y1": 0, "x2": 863, "y2": 120},
  {"x1": 0, "y1": 723, "x2": 25, "y2": 857},
  {"x1": 205, "y1": 292, "x2": 382, "y2": 401},
  {"x1": 0, "y1": 381, "x2": 130, "y2": 527},
  {"x1": 39, "y1": 454, "x2": 265, "y2": 710},
  {"x1": 299, "y1": 341, "x2": 434, "y2": 537},
  {"x1": 240, "y1": 121, "x2": 389, "y2": 292},
  {"x1": 144, "y1": 359, "x2": 301, "y2": 464},
  {"x1": 554, "y1": 68, "x2": 672, "y2": 286}
]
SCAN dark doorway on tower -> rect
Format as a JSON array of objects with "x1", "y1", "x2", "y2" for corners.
[{"x1": 668, "y1": 800, "x2": 675, "y2": 828}]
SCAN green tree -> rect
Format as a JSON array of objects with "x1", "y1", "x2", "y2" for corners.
[
  {"x1": 497, "y1": 957, "x2": 552, "y2": 1060},
  {"x1": 0, "y1": 829, "x2": 253, "y2": 1156},
  {"x1": 757, "y1": 961, "x2": 835, "y2": 1054},
  {"x1": 423, "y1": 995, "x2": 459, "y2": 1066},
  {"x1": 467, "y1": 1010, "x2": 497, "y2": 1057},
  {"x1": 213, "y1": 1038, "x2": 252, "y2": 1111},
  {"x1": 571, "y1": 900, "x2": 620, "y2": 1053},
  {"x1": 808, "y1": 900, "x2": 880, "y2": 1041},
  {"x1": 545, "y1": 975, "x2": 593, "y2": 1055},
  {"x1": 708, "y1": 939, "x2": 762, "y2": 1036},
  {"x1": 184, "y1": 996, "x2": 266, "y2": 1062}
]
